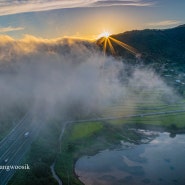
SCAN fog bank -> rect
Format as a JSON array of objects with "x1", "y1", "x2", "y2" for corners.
[{"x1": 0, "y1": 35, "x2": 179, "y2": 121}]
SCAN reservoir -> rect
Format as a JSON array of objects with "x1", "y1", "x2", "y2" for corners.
[{"x1": 75, "y1": 130, "x2": 185, "y2": 185}]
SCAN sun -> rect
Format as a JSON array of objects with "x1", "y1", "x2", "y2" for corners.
[
  {"x1": 96, "y1": 31, "x2": 139, "y2": 56},
  {"x1": 102, "y1": 31, "x2": 110, "y2": 38},
  {"x1": 98, "y1": 31, "x2": 111, "y2": 39}
]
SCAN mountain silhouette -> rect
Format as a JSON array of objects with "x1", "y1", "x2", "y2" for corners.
[{"x1": 97, "y1": 25, "x2": 185, "y2": 63}]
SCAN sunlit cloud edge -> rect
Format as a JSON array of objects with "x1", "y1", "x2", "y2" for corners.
[
  {"x1": 0, "y1": 26, "x2": 24, "y2": 33},
  {"x1": 147, "y1": 20, "x2": 182, "y2": 27}
]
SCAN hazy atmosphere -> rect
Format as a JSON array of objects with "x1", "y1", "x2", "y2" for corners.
[{"x1": 0, "y1": 1, "x2": 185, "y2": 185}]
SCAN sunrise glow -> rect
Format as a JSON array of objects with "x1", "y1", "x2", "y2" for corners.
[{"x1": 98, "y1": 31, "x2": 111, "y2": 39}]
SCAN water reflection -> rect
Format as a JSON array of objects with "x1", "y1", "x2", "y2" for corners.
[{"x1": 75, "y1": 130, "x2": 185, "y2": 185}]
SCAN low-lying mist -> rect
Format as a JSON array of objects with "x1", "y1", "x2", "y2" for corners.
[{"x1": 0, "y1": 35, "x2": 180, "y2": 122}]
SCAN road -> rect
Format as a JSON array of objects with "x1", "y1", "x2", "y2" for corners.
[
  {"x1": 65, "y1": 109, "x2": 185, "y2": 124},
  {"x1": 0, "y1": 113, "x2": 41, "y2": 185},
  {"x1": 50, "y1": 162, "x2": 62, "y2": 185}
]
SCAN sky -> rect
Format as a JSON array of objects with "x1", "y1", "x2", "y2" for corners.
[{"x1": 0, "y1": 0, "x2": 185, "y2": 39}]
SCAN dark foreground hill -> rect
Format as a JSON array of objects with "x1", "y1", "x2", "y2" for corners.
[{"x1": 98, "y1": 25, "x2": 185, "y2": 64}]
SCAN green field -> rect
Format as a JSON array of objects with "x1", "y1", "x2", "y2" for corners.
[{"x1": 70, "y1": 122, "x2": 103, "y2": 141}]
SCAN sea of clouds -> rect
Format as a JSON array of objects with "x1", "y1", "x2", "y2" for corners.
[{"x1": 0, "y1": 35, "x2": 178, "y2": 121}]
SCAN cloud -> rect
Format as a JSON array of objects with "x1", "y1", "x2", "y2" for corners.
[
  {"x1": 148, "y1": 20, "x2": 182, "y2": 27},
  {"x1": 0, "y1": 26, "x2": 24, "y2": 33},
  {"x1": 91, "y1": 0, "x2": 154, "y2": 7},
  {"x1": 0, "y1": 34, "x2": 178, "y2": 121},
  {"x1": 0, "y1": 0, "x2": 154, "y2": 16}
]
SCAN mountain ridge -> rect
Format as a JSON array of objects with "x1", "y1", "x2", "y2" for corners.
[{"x1": 97, "y1": 24, "x2": 185, "y2": 63}]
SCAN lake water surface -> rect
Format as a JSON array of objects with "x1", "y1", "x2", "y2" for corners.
[{"x1": 75, "y1": 130, "x2": 185, "y2": 185}]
